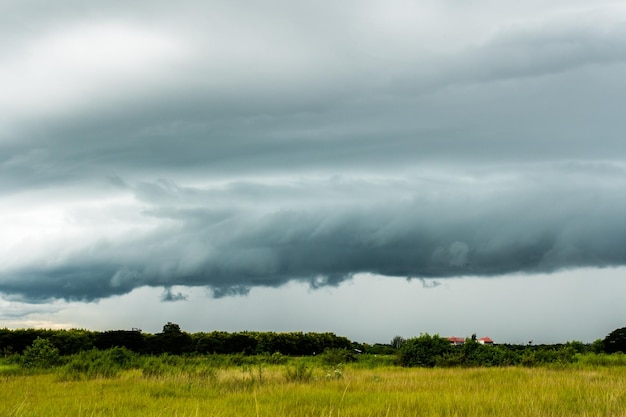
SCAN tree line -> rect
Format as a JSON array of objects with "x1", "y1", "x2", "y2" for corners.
[
  {"x1": 0, "y1": 323, "x2": 355, "y2": 357},
  {"x1": 3, "y1": 323, "x2": 626, "y2": 369}
]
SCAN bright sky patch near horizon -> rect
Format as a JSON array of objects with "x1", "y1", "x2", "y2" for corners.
[{"x1": 1, "y1": 0, "x2": 626, "y2": 344}]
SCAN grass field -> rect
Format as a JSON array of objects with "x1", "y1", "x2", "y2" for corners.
[{"x1": 2, "y1": 360, "x2": 626, "y2": 417}]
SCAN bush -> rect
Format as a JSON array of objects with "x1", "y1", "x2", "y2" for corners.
[
  {"x1": 263, "y1": 352, "x2": 288, "y2": 365},
  {"x1": 460, "y1": 341, "x2": 518, "y2": 367},
  {"x1": 320, "y1": 348, "x2": 357, "y2": 367},
  {"x1": 60, "y1": 347, "x2": 137, "y2": 380},
  {"x1": 576, "y1": 352, "x2": 626, "y2": 367},
  {"x1": 398, "y1": 334, "x2": 451, "y2": 367},
  {"x1": 141, "y1": 356, "x2": 169, "y2": 378},
  {"x1": 22, "y1": 338, "x2": 61, "y2": 369}
]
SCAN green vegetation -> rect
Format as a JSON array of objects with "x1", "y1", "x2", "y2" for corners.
[
  {"x1": 603, "y1": 327, "x2": 626, "y2": 354},
  {"x1": 0, "y1": 323, "x2": 354, "y2": 356},
  {"x1": 397, "y1": 334, "x2": 588, "y2": 368},
  {"x1": 3, "y1": 324, "x2": 626, "y2": 370},
  {"x1": 21, "y1": 337, "x2": 61, "y2": 369},
  {"x1": 1, "y1": 355, "x2": 626, "y2": 416},
  {"x1": 2, "y1": 325, "x2": 626, "y2": 415},
  {"x1": 398, "y1": 333, "x2": 452, "y2": 367}
]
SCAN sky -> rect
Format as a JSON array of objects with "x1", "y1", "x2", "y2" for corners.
[{"x1": 1, "y1": 0, "x2": 626, "y2": 345}]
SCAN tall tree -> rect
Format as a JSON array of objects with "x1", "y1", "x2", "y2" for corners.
[{"x1": 603, "y1": 327, "x2": 626, "y2": 353}]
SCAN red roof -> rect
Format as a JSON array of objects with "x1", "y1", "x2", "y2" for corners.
[
  {"x1": 478, "y1": 337, "x2": 494, "y2": 343},
  {"x1": 448, "y1": 336, "x2": 465, "y2": 343}
]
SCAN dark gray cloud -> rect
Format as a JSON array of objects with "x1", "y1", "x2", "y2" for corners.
[
  {"x1": 2, "y1": 1, "x2": 626, "y2": 305},
  {"x1": 160, "y1": 287, "x2": 188, "y2": 302},
  {"x1": 2, "y1": 167, "x2": 626, "y2": 301}
]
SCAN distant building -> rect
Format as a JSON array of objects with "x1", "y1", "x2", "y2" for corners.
[
  {"x1": 478, "y1": 337, "x2": 494, "y2": 345},
  {"x1": 447, "y1": 336, "x2": 495, "y2": 345},
  {"x1": 448, "y1": 336, "x2": 465, "y2": 346}
]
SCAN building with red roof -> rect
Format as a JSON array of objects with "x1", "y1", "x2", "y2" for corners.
[
  {"x1": 447, "y1": 336, "x2": 495, "y2": 345},
  {"x1": 478, "y1": 337, "x2": 494, "y2": 345},
  {"x1": 447, "y1": 336, "x2": 465, "y2": 345}
]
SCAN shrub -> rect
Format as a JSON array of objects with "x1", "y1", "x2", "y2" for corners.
[
  {"x1": 398, "y1": 334, "x2": 451, "y2": 367},
  {"x1": 141, "y1": 356, "x2": 168, "y2": 378},
  {"x1": 60, "y1": 347, "x2": 137, "y2": 380},
  {"x1": 22, "y1": 338, "x2": 61, "y2": 369},
  {"x1": 320, "y1": 348, "x2": 356, "y2": 367},
  {"x1": 263, "y1": 352, "x2": 288, "y2": 365}
]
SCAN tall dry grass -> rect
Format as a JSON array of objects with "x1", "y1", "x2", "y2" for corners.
[{"x1": 1, "y1": 363, "x2": 626, "y2": 416}]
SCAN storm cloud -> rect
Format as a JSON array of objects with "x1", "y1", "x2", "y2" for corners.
[
  {"x1": 3, "y1": 166, "x2": 626, "y2": 301},
  {"x1": 2, "y1": 0, "x2": 626, "y2": 304}
]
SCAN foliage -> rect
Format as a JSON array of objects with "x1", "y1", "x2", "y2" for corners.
[
  {"x1": 149, "y1": 322, "x2": 193, "y2": 354},
  {"x1": 520, "y1": 346, "x2": 577, "y2": 367},
  {"x1": 21, "y1": 337, "x2": 61, "y2": 369},
  {"x1": 95, "y1": 330, "x2": 145, "y2": 352},
  {"x1": 364, "y1": 343, "x2": 395, "y2": 354},
  {"x1": 457, "y1": 340, "x2": 518, "y2": 367},
  {"x1": 590, "y1": 338, "x2": 605, "y2": 354},
  {"x1": 162, "y1": 322, "x2": 182, "y2": 334},
  {"x1": 391, "y1": 335, "x2": 406, "y2": 350},
  {"x1": 140, "y1": 355, "x2": 169, "y2": 378},
  {"x1": 0, "y1": 328, "x2": 98, "y2": 356},
  {"x1": 262, "y1": 352, "x2": 288, "y2": 365},
  {"x1": 565, "y1": 340, "x2": 588, "y2": 354},
  {"x1": 575, "y1": 352, "x2": 626, "y2": 367},
  {"x1": 349, "y1": 354, "x2": 398, "y2": 369},
  {"x1": 4, "y1": 325, "x2": 626, "y2": 371},
  {"x1": 398, "y1": 334, "x2": 451, "y2": 367},
  {"x1": 2, "y1": 324, "x2": 355, "y2": 358},
  {"x1": 319, "y1": 348, "x2": 357, "y2": 367},
  {"x1": 603, "y1": 327, "x2": 626, "y2": 353},
  {"x1": 60, "y1": 347, "x2": 138, "y2": 380},
  {"x1": 284, "y1": 361, "x2": 314, "y2": 382}
]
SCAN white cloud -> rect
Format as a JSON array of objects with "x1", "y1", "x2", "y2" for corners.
[
  {"x1": 0, "y1": 21, "x2": 185, "y2": 131},
  {"x1": 0, "y1": 187, "x2": 153, "y2": 271}
]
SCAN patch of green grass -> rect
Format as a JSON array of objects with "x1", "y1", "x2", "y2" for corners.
[{"x1": 0, "y1": 363, "x2": 22, "y2": 376}]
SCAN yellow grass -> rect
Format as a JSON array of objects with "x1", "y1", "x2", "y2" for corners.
[{"x1": 2, "y1": 365, "x2": 626, "y2": 416}]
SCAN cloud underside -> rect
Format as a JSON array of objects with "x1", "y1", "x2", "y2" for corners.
[{"x1": 3, "y1": 172, "x2": 625, "y2": 302}]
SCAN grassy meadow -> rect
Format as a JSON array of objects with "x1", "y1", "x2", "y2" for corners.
[{"x1": 2, "y1": 356, "x2": 626, "y2": 417}]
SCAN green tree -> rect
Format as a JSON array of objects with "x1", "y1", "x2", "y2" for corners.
[
  {"x1": 565, "y1": 340, "x2": 587, "y2": 354},
  {"x1": 49, "y1": 329, "x2": 96, "y2": 355},
  {"x1": 603, "y1": 327, "x2": 626, "y2": 353},
  {"x1": 590, "y1": 338, "x2": 604, "y2": 354},
  {"x1": 162, "y1": 322, "x2": 182, "y2": 334},
  {"x1": 94, "y1": 330, "x2": 146, "y2": 352},
  {"x1": 22, "y1": 337, "x2": 61, "y2": 369},
  {"x1": 391, "y1": 335, "x2": 406, "y2": 350},
  {"x1": 151, "y1": 322, "x2": 192, "y2": 354},
  {"x1": 193, "y1": 331, "x2": 228, "y2": 354},
  {"x1": 398, "y1": 334, "x2": 451, "y2": 367}
]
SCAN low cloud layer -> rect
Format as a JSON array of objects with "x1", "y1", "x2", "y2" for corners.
[
  {"x1": 2, "y1": 1, "x2": 626, "y2": 303},
  {"x1": 2, "y1": 167, "x2": 626, "y2": 301}
]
